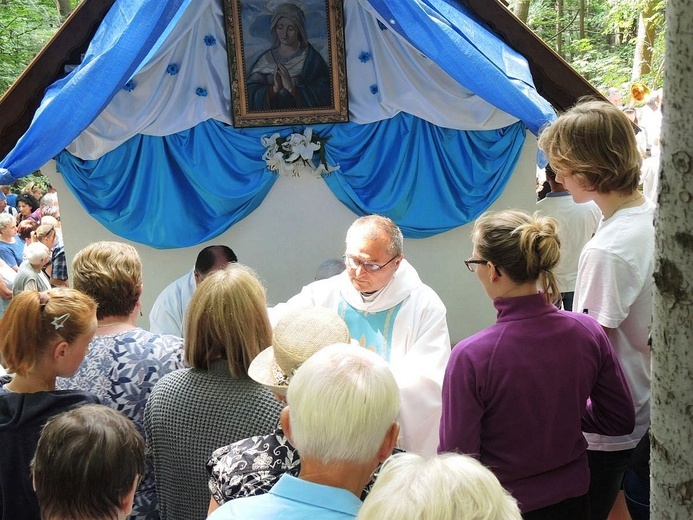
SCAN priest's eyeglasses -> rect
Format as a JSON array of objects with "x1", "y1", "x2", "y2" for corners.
[{"x1": 343, "y1": 254, "x2": 398, "y2": 273}]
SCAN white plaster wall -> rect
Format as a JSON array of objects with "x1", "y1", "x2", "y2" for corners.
[{"x1": 43, "y1": 133, "x2": 538, "y2": 345}]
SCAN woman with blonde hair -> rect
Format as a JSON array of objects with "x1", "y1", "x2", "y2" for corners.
[
  {"x1": 439, "y1": 210, "x2": 635, "y2": 519},
  {"x1": 31, "y1": 223, "x2": 57, "y2": 250},
  {"x1": 145, "y1": 263, "x2": 283, "y2": 520},
  {"x1": 56, "y1": 241, "x2": 184, "y2": 520},
  {"x1": 0, "y1": 289, "x2": 99, "y2": 520},
  {"x1": 31, "y1": 223, "x2": 67, "y2": 287}
]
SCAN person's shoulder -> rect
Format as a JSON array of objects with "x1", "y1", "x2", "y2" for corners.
[
  {"x1": 451, "y1": 327, "x2": 498, "y2": 359},
  {"x1": 157, "y1": 270, "x2": 195, "y2": 298},
  {"x1": 294, "y1": 273, "x2": 343, "y2": 299},
  {"x1": 133, "y1": 328, "x2": 184, "y2": 351},
  {"x1": 112, "y1": 328, "x2": 184, "y2": 367},
  {"x1": 148, "y1": 367, "x2": 189, "y2": 397},
  {"x1": 557, "y1": 308, "x2": 604, "y2": 335},
  {"x1": 210, "y1": 430, "x2": 296, "y2": 475},
  {"x1": 403, "y1": 266, "x2": 445, "y2": 307}
]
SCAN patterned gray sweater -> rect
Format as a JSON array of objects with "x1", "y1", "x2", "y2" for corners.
[{"x1": 144, "y1": 361, "x2": 283, "y2": 520}]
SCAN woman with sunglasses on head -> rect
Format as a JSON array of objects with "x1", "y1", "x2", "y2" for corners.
[
  {"x1": 439, "y1": 210, "x2": 635, "y2": 520},
  {"x1": 0, "y1": 288, "x2": 99, "y2": 520},
  {"x1": 15, "y1": 193, "x2": 40, "y2": 225}
]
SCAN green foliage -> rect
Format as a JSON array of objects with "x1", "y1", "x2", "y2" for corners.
[
  {"x1": 9, "y1": 171, "x2": 51, "y2": 195},
  {"x1": 509, "y1": 0, "x2": 665, "y2": 93},
  {"x1": 0, "y1": 0, "x2": 63, "y2": 95}
]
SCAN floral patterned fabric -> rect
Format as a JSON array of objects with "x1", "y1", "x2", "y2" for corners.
[
  {"x1": 207, "y1": 426, "x2": 300, "y2": 506},
  {"x1": 56, "y1": 327, "x2": 185, "y2": 520},
  {"x1": 208, "y1": 426, "x2": 402, "y2": 506}
]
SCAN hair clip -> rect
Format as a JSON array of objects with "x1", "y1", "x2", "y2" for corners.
[
  {"x1": 38, "y1": 292, "x2": 50, "y2": 306},
  {"x1": 51, "y1": 313, "x2": 70, "y2": 330}
]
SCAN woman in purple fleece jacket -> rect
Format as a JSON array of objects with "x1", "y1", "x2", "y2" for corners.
[{"x1": 439, "y1": 210, "x2": 635, "y2": 519}]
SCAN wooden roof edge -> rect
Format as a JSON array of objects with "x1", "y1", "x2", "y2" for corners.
[
  {"x1": 459, "y1": 0, "x2": 605, "y2": 113},
  {"x1": 0, "y1": 0, "x2": 116, "y2": 163}
]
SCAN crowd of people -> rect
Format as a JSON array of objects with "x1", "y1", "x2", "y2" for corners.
[
  {"x1": 606, "y1": 85, "x2": 662, "y2": 204},
  {"x1": 0, "y1": 181, "x2": 67, "y2": 318},
  {"x1": 0, "y1": 99, "x2": 653, "y2": 520}
]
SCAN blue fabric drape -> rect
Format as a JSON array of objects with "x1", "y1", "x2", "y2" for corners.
[
  {"x1": 56, "y1": 121, "x2": 278, "y2": 248},
  {"x1": 366, "y1": 0, "x2": 554, "y2": 135},
  {"x1": 0, "y1": 0, "x2": 191, "y2": 182},
  {"x1": 56, "y1": 114, "x2": 525, "y2": 248},
  {"x1": 323, "y1": 116, "x2": 526, "y2": 238}
]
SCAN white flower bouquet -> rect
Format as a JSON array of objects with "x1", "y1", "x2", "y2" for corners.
[{"x1": 261, "y1": 128, "x2": 340, "y2": 178}]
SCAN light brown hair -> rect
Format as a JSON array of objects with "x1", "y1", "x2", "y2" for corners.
[
  {"x1": 538, "y1": 99, "x2": 642, "y2": 194},
  {"x1": 185, "y1": 263, "x2": 271, "y2": 376},
  {"x1": 0, "y1": 289, "x2": 97, "y2": 376},
  {"x1": 473, "y1": 210, "x2": 561, "y2": 305},
  {"x1": 72, "y1": 241, "x2": 142, "y2": 320},
  {"x1": 32, "y1": 223, "x2": 56, "y2": 244}
]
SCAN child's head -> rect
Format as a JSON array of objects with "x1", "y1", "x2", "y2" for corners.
[
  {"x1": 0, "y1": 289, "x2": 97, "y2": 377},
  {"x1": 538, "y1": 99, "x2": 642, "y2": 195},
  {"x1": 32, "y1": 404, "x2": 145, "y2": 520}
]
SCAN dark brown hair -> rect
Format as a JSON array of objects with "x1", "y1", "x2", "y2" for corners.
[{"x1": 32, "y1": 404, "x2": 145, "y2": 520}]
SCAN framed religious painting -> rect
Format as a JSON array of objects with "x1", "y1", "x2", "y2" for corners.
[{"x1": 223, "y1": 0, "x2": 348, "y2": 127}]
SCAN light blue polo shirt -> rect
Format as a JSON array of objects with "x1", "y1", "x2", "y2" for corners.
[{"x1": 207, "y1": 474, "x2": 362, "y2": 519}]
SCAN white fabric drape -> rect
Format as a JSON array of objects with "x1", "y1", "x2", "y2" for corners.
[{"x1": 67, "y1": 0, "x2": 518, "y2": 160}]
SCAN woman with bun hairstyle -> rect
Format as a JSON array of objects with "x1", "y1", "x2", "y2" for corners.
[
  {"x1": 0, "y1": 289, "x2": 99, "y2": 520},
  {"x1": 439, "y1": 210, "x2": 635, "y2": 519}
]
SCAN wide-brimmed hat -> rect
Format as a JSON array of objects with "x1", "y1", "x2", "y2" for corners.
[{"x1": 249, "y1": 306, "x2": 351, "y2": 395}]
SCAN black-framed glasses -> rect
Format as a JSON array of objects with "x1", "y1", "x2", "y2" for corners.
[
  {"x1": 464, "y1": 258, "x2": 488, "y2": 273},
  {"x1": 343, "y1": 254, "x2": 398, "y2": 273}
]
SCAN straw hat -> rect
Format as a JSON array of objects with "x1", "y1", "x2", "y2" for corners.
[{"x1": 248, "y1": 306, "x2": 351, "y2": 395}]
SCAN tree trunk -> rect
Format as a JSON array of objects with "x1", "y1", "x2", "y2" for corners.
[
  {"x1": 651, "y1": 0, "x2": 693, "y2": 517},
  {"x1": 514, "y1": 0, "x2": 531, "y2": 24},
  {"x1": 556, "y1": 0, "x2": 563, "y2": 56},
  {"x1": 579, "y1": 0, "x2": 585, "y2": 39},
  {"x1": 632, "y1": 0, "x2": 658, "y2": 80},
  {"x1": 55, "y1": 0, "x2": 72, "y2": 21}
]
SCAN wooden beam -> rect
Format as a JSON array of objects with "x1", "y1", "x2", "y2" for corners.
[{"x1": 0, "y1": 0, "x2": 115, "y2": 163}]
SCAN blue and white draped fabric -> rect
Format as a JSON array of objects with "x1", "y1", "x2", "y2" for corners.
[
  {"x1": 0, "y1": 0, "x2": 555, "y2": 248},
  {"x1": 0, "y1": 0, "x2": 191, "y2": 182}
]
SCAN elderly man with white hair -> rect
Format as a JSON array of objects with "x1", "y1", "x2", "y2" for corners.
[
  {"x1": 12, "y1": 242, "x2": 51, "y2": 295},
  {"x1": 271, "y1": 214, "x2": 450, "y2": 456},
  {"x1": 358, "y1": 452, "x2": 521, "y2": 520},
  {"x1": 207, "y1": 343, "x2": 400, "y2": 520}
]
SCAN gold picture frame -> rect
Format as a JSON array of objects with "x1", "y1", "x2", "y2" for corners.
[{"x1": 223, "y1": 0, "x2": 348, "y2": 127}]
